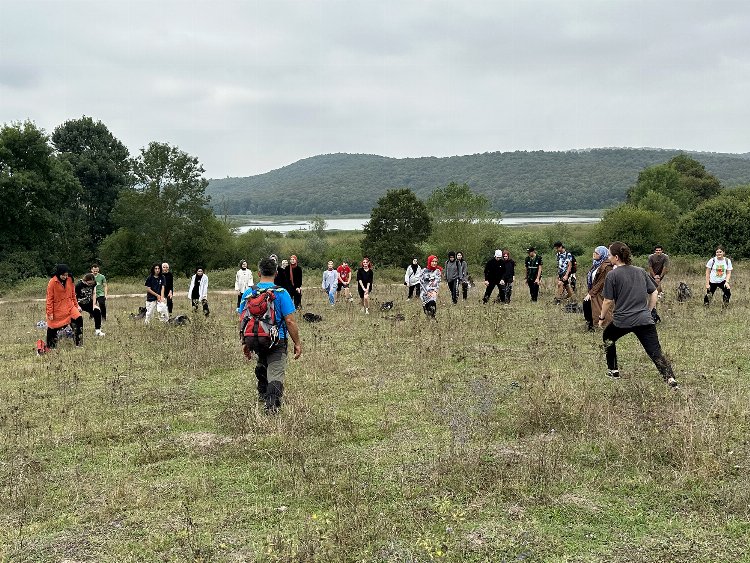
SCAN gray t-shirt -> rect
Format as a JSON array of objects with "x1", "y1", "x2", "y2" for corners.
[{"x1": 603, "y1": 265, "x2": 656, "y2": 328}]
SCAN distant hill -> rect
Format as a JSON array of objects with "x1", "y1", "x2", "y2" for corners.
[{"x1": 207, "y1": 148, "x2": 750, "y2": 215}]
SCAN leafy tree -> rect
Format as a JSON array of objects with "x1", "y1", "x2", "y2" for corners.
[
  {"x1": 426, "y1": 181, "x2": 497, "y2": 222},
  {"x1": 636, "y1": 190, "x2": 682, "y2": 222},
  {"x1": 426, "y1": 182, "x2": 503, "y2": 264},
  {"x1": 627, "y1": 155, "x2": 722, "y2": 213},
  {"x1": 361, "y1": 188, "x2": 431, "y2": 266},
  {"x1": 674, "y1": 187, "x2": 750, "y2": 258},
  {"x1": 0, "y1": 121, "x2": 83, "y2": 277},
  {"x1": 52, "y1": 116, "x2": 131, "y2": 255},
  {"x1": 595, "y1": 205, "x2": 670, "y2": 255},
  {"x1": 102, "y1": 142, "x2": 233, "y2": 274}
]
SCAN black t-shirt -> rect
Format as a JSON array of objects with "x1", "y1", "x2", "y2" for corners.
[
  {"x1": 145, "y1": 275, "x2": 165, "y2": 302},
  {"x1": 75, "y1": 280, "x2": 96, "y2": 307},
  {"x1": 502, "y1": 259, "x2": 516, "y2": 282},
  {"x1": 357, "y1": 268, "x2": 373, "y2": 290},
  {"x1": 525, "y1": 255, "x2": 542, "y2": 280},
  {"x1": 163, "y1": 272, "x2": 174, "y2": 294}
]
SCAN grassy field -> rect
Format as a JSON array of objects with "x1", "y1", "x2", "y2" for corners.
[{"x1": 1, "y1": 264, "x2": 748, "y2": 561}]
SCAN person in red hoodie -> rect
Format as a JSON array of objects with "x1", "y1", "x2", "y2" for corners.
[{"x1": 45, "y1": 264, "x2": 82, "y2": 348}]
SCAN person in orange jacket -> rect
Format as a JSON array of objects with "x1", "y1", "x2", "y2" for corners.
[{"x1": 46, "y1": 264, "x2": 83, "y2": 348}]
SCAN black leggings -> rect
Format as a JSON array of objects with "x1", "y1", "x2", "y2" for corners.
[
  {"x1": 46, "y1": 317, "x2": 83, "y2": 348},
  {"x1": 96, "y1": 296, "x2": 107, "y2": 321},
  {"x1": 602, "y1": 323, "x2": 674, "y2": 380},
  {"x1": 483, "y1": 282, "x2": 502, "y2": 302},
  {"x1": 407, "y1": 284, "x2": 421, "y2": 298},
  {"x1": 527, "y1": 279, "x2": 540, "y2": 302},
  {"x1": 705, "y1": 281, "x2": 731, "y2": 304},
  {"x1": 448, "y1": 279, "x2": 459, "y2": 303}
]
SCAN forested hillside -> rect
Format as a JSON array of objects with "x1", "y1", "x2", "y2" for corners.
[{"x1": 208, "y1": 149, "x2": 750, "y2": 215}]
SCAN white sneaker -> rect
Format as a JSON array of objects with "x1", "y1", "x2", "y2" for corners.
[
  {"x1": 95, "y1": 329, "x2": 106, "y2": 337},
  {"x1": 365, "y1": 308, "x2": 369, "y2": 314}
]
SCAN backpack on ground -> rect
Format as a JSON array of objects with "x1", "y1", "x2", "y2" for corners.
[
  {"x1": 36, "y1": 339, "x2": 49, "y2": 355},
  {"x1": 240, "y1": 285, "x2": 284, "y2": 352}
]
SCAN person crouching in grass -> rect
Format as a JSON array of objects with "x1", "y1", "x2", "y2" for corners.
[{"x1": 76, "y1": 273, "x2": 105, "y2": 337}]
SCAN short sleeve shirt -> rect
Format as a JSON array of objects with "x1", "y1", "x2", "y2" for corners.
[
  {"x1": 706, "y1": 257, "x2": 732, "y2": 284},
  {"x1": 94, "y1": 273, "x2": 106, "y2": 297},
  {"x1": 238, "y1": 282, "x2": 296, "y2": 339},
  {"x1": 337, "y1": 265, "x2": 351, "y2": 284},
  {"x1": 648, "y1": 253, "x2": 669, "y2": 276},
  {"x1": 145, "y1": 275, "x2": 165, "y2": 302},
  {"x1": 603, "y1": 265, "x2": 656, "y2": 328},
  {"x1": 557, "y1": 252, "x2": 573, "y2": 276},
  {"x1": 525, "y1": 254, "x2": 542, "y2": 280}
]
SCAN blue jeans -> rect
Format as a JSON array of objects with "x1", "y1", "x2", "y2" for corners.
[{"x1": 325, "y1": 285, "x2": 336, "y2": 304}]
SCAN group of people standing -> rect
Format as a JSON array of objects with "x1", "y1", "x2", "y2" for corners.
[
  {"x1": 44, "y1": 263, "x2": 108, "y2": 349},
  {"x1": 143, "y1": 262, "x2": 208, "y2": 323}
]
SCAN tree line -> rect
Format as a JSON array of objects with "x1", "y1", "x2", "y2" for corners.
[
  {"x1": 208, "y1": 149, "x2": 750, "y2": 216},
  {"x1": 0, "y1": 117, "x2": 234, "y2": 284}
]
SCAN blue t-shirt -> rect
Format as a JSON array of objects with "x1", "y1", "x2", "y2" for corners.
[
  {"x1": 238, "y1": 282, "x2": 296, "y2": 339},
  {"x1": 145, "y1": 275, "x2": 165, "y2": 302}
]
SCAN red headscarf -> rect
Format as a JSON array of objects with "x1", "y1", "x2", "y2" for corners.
[{"x1": 426, "y1": 255, "x2": 442, "y2": 271}]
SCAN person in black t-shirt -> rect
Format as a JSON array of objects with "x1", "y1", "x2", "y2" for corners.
[
  {"x1": 76, "y1": 273, "x2": 105, "y2": 337},
  {"x1": 161, "y1": 262, "x2": 174, "y2": 314},
  {"x1": 357, "y1": 257, "x2": 374, "y2": 314},
  {"x1": 524, "y1": 247, "x2": 543, "y2": 302},
  {"x1": 144, "y1": 263, "x2": 167, "y2": 323}
]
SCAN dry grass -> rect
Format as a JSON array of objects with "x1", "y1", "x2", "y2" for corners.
[{"x1": 0, "y1": 268, "x2": 748, "y2": 561}]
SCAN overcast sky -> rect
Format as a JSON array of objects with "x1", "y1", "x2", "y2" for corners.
[{"x1": 1, "y1": 0, "x2": 748, "y2": 178}]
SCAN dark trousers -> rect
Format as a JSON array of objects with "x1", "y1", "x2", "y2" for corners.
[
  {"x1": 483, "y1": 282, "x2": 502, "y2": 302},
  {"x1": 582, "y1": 299, "x2": 593, "y2": 328},
  {"x1": 46, "y1": 317, "x2": 83, "y2": 348},
  {"x1": 192, "y1": 298, "x2": 210, "y2": 316},
  {"x1": 407, "y1": 284, "x2": 421, "y2": 298},
  {"x1": 602, "y1": 323, "x2": 674, "y2": 380},
  {"x1": 167, "y1": 296, "x2": 174, "y2": 314},
  {"x1": 448, "y1": 279, "x2": 459, "y2": 303},
  {"x1": 237, "y1": 294, "x2": 243, "y2": 309},
  {"x1": 705, "y1": 281, "x2": 731, "y2": 304},
  {"x1": 81, "y1": 304, "x2": 102, "y2": 330},
  {"x1": 292, "y1": 290, "x2": 302, "y2": 309},
  {"x1": 527, "y1": 279, "x2": 540, "y2": 302},
  {"x1": 501, "y1": 281, "x2": 513, "y2": 303},
  {"x1": 461, "y1": 282, "x2": 468, "y2": 300},
  {"x1": 96, "y1": 296, "x2": 107, "y2": 321}
]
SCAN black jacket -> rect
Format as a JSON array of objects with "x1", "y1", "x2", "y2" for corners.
[{"x1": 484, "y1": 257, "x2": 506, "y2": 283}]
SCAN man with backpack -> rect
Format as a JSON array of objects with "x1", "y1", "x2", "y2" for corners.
[
  {"x1": 553, "y1": 241, "x2": 575, "y2": 303},
  {"x1": 238, "y1": 257, "x2": 302, "y2": 413}
]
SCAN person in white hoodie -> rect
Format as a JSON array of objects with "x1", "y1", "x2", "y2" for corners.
[
  {"x1": 234, "y1": 259, "x2": 254, "y2": 309},
  {"x1": 188, "y1": 267, "x2": 210, "y2": 316},
  {"x1": 322, "y1": 260, "x2": 338, "y2": 305},
  {"x1": 404, "y1": 257, "x2": 422, "y2": 299}
]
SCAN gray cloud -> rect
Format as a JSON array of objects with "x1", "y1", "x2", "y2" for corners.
[{"x1": 1, "y1": 0, "x2": 748, "y2": 177}]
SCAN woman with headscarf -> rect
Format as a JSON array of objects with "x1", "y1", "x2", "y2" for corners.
[
  {"x1": 420, "y1": 255, "x2": 442, "y2": 318},
  {"x1": 583, "y1": 245, "x2": 613, "y2": 330},
  {"x1": 404, "y1": 257, "x2": 422, "y2": 299},
  {"x1": 45, "y1": 264, "x2": 83, "y2": 348},
  {"x1": 288, "y1": 255, "x2": 303, "y2": 308}
]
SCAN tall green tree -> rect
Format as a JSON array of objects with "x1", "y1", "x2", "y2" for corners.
[
  {"x1": 0, "y1": 121, "x2": 83, "y2": 280},
  {"x1": 361, "y1": 188, "x2": 431, "y2": 266},
  {"x1": 627, "y1": 154, "x2": 722, "y2": 213},
  {"x1": 52, "y1": 116, "x2": 131, "y2": 255},
  {"x1": 426, "y1": 182, "x2": 503, "y2": 263},
  {"x1": 102, "y1": 142, "x2": 232, "y2": 274}
]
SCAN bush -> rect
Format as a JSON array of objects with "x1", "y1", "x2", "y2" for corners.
[{"x1": 595, "y1": 205, "x2": 671, "y2": 255}]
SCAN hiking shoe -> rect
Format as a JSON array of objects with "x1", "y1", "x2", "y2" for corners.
[
  {"x1": 606, "y1": 369, "x2": 620, "y2": 379},
  {"x1": 666, "y1": 377, "x2": 679, "y2": 389},
  {"x1": 95, "y1": 329, "x2": 105, "y2": 337}
]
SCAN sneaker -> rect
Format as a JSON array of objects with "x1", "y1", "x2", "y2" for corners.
[
  {"x1": 606, "y1": 369, "x2": 620, "y2": 379},
  {"x1": 365, "y1": 308, "x2": 369, "y2": 314},
  {"x1": 666, "y1": 377, "x2": 679, "y2": 389},
  {"x1": 95, "y1": 329, "x2": 106, "y2": 337}
]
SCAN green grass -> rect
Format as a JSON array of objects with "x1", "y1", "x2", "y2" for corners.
[{"x1": 1, "y1": 264, "x2": 749, "y2": 561}]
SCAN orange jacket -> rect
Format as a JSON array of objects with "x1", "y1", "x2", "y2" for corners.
[{"x1": 46, "y1": 276, "x2": 81, "y2": 329}]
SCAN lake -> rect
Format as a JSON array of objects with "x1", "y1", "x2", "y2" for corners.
[{"x1": 235, "y1": 215, "x2": 600, "y2": 234}]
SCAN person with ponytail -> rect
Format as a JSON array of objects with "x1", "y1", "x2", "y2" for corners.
[
  {"x1": 420, "y1": 255, "x2": 443, "y2": 317},
  {"x1": 599, "y1": 241, "x2": 678, "y2": 388}
]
